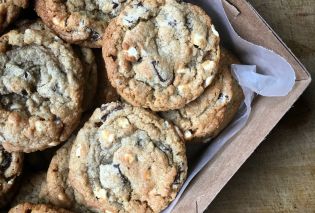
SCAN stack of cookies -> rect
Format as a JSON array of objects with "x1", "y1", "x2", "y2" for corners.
[{"x1": 0, "y1": 0, "x2": 244, "y2": 212}]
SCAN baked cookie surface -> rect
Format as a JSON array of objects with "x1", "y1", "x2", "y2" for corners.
[
  {"x1": 0, "y1": 21, "x2": 84, "y2": 153},
  {"x1": 161, "y1": 48, "x2": 244, "y2": 142},
  {"x1": 9, "y1": 202, "x2": 73, "y2": 213},
  {"x1": 0, "y1": 0, "x2": 29, "y2": 33},
  {"x1": 103, "y1": 0, "x2": 220, "y2": 111},
  {"x1": 0, "y1": 145, "x2": 23, "y2": 207},
  {"x1": 69, "y1": 102, "x2": 187, "y2": 213},
  {"x1": 35, "y1": 0, "x2": 131, "y2": 47}
]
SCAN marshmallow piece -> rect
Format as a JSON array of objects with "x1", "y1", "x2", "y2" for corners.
[
  {"x1": 94, "y1": 188, "x2": 107, "y2": 199},
  {"x1": 204, "y1": 76, "x2": 214, "y2": 87},
  {"x1": 123, "y1": 153, "x2": 135, "y2": 164},
  {"x1": 202, "y1": 60, "x2": 216, "y2": 71},
  {"x1": 192, "y1": 33, "x2": 206, "y2": 48},
  {"x1": 116, "y1": 117, "x2": 130, "y2": 128},
  {"x1": 211, "y1": 25, "x2": 219, "y2": 37},
  {"x1": 48, "y1": 142, "x2": 59, "y2": 147},
  {"x1": 52, "y1": 17, "x2": 64, "y2": 28},
  {"x1": 57, "y1": 194, "x2": 67, "y2": 201},
  {"x1": 127, "y1": 47, "x2": 139, "y2": 58},
  {"x1": 184, "y1": 130, "x2": 193, "y2": 140},
  {"x1": 100, "y1": 130, "x2": 115, "y2": 148},
  {"x1": 126, "y1": 47, "x2": 140, "y2": 62},
  {"x1": 178, "y1": 85, "x2": 189, "y2": 95},
  {"x1": 101, "y1": 1, "x2": 113, "y2": 13},
  {"x1": 35, "y1": 121, "x2": 45, "y2": 132}
]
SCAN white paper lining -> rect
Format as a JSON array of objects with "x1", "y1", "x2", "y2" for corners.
[{"x1": 163, "y1": 0, "x2": 296, "y2": 212}]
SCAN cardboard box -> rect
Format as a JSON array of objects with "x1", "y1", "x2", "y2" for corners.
[{"x1": 173, "y1": 0, "x2": 311, "y2": 212}]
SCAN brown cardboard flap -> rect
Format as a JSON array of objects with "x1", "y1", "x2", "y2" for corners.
[
  {"x1": 172, "y1": 0, "x2": 311, "y2": 212},
  {"x1": 223, "y1": 0, "x2": 310, "y2": 81},
  {"x1": 173, "y1": 76, "x2": 311, "y2": 213}
]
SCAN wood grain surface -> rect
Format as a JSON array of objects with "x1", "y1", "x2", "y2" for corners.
[{"x1": 206, "y1": 0, "x2": 315, "y2": 212}]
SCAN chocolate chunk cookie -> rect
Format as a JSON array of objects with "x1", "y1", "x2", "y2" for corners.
[
  {"x1": 46, "y1": 137, "x2": 94, "y2": 213},
  {"x1": 0, "y1": 21, "x2": 85, "y2": 153},
  {"x1": 0, "y1": 145, "x2": 23, "y2": 207},
  {"x1": 35, "y1": 0, "x2": 131, "y2": 48},
  {"x1": 0, "y1": 0, "x2": 29, "y2": 33},
  {"x1": 10, "y1": 172, "x2": 50, "y2": 207},
  {"x1": 9, "y1": 203, "x2": 73, "y2": 213},
  {"x1": 103, "y1": 0, "x2": 220, "y2": 111},
  {"x1": 69, "y1": 102, "x2": 187, "y2": 212},
  {"x1": 161, "y1": 48, "x2": 244, "y2": 142}
]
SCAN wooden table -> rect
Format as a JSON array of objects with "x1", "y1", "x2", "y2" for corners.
[{"x1": 206, "y1": 1, "x2": 315, "y2": 212}]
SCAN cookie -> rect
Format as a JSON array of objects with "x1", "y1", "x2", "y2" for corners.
[
  {"x1": 68, "y1": 102, "x2": 187, "y2": 212},
  {"x1": 0, "y1": 145, "x2": 23, "y2": 207},
  {"x1": 46, "y1": 137, "x2": 94, "y2": 213},
  {"x1": 161, "y1": 48, "x2": 244, "y2": 142},
  {"x1": 10, "y1": 172, "x2": 50, "y2": 207},
  {"x1": 103, "y1": 0, "x2": 220, "y2": 111},
  {"x1": 74, "y1": 47, "x2": 98, "y2": 111},
  {"x1": 0, "y1": 21, "x2": 85, "y2": 153},
  {"x1": 35, "y1": 0, "x2": 131, "y2": 48},
  {"x1": 0, "y1": 0, "x2": 29, "y2": 33},
  {"x1": 9, "y1": 203, "x2": 73, "y2": 213}
]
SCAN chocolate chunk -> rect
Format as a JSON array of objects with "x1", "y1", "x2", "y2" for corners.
[
  {"x1": 173, "y1": 168, "x2": 183, "y2": 185},
  {"x1": 151, "y1": 61, "x2": 167, "y2": 82},
  {"x1": 110, "y1": 55, "x2": 117, "y2": 61},
  {"x1": 0, "y1": 147, "x2": 12, "y2": 173},
  {"x1": 168, "y1": 20, "x2": 177, "y2": 27},
  {"x1": 54, "y1": 116, "x2": 62, "y2": 125},
  {"x1": 100, "y1": 104, "x2": 124, "y2": 122},
  {"x1": 52, "y1": 84, "x2": 59, "y2": 92},
  {"x1": 94, "y1": 122, "x2": 103, "y2": 128},
  {"x1": 100, "y1": 156, "x2": 112, "y2": 165},
  {"x1": 136, "y1": 2, "x2": 143, "y2": 7},
  {"x1": 113, "y1": 2, "x2": 119, "y2": 9},
  {"x1": 125, "y1": 19, "x2": 134, "y2": 24},
  {"x1": 51, "y1": 83, "x2": 64, "y2": 96},
  {"x1": 114, "y1": 164, "x2": 130, "y2": 185},
  {"x1": 137, "y1": 57, "x2": 143, "y2": 63},
  {"x1": 90, "y1": 29, "x2": 101, "y2": 41},
  {"x1": 218, "y1": 93, "x2": 223, "y2": 100},
  {"x1": 135, "y1": 139, "x2": 143, "y2": 147},
  {"x1": 185, "y1": 17, "x2": 193, "y2": 31},
  {"x1": 154, "y1": 141, "x2": 173, "y2": 159},
  {"x1": 158, "y1": 143, "x2": 172, "y2": 154},
  {"x1": 173, "y1": 173, "x2": 180, "y2": 185},
  {"x1": 21, "y1": 89, "x2": 28, "y2": 96},
  {"x1": 101, "y1": 114, "x2": 109, "y2": 122},
  {"x1": 65, "y1": 17, "x2": 69, "y2": 27},
  {"x1": 100, "y1": 105, "x2": 108, "y2": 111}
]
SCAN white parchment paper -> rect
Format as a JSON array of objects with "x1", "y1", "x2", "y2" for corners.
[{"x1": 164, "y1": 0, "x2": 296, "y2": 212}]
